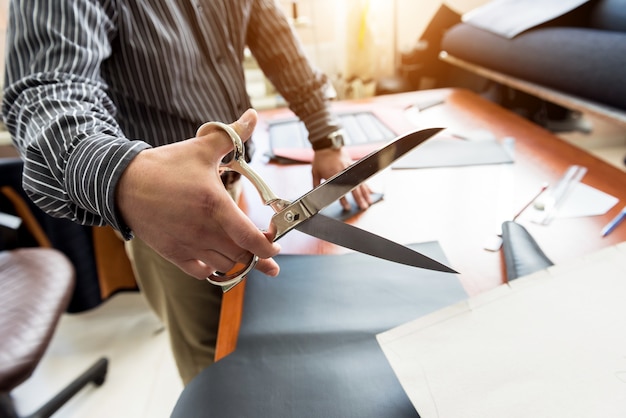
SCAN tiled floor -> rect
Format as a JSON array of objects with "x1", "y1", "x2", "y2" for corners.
[{"x1": 7, "y1": 113, "x2": 626, "y2": 418}]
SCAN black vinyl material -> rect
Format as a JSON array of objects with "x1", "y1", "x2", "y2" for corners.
[
  {"x1": 172, "y1": 242, "x2": 467, "y2": 418},
  {"x1": 501, "y1": 221, "x2": 554, "y2": 281},
  {"x1": 442, "y1": 23, "x2": 626, "y2": 111}
]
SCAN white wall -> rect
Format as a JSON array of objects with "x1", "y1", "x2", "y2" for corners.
[
  {"x1": 0, "y1": 0, "x2": 491, "y2": 94},
  {"x1": 395, "y1": 0, "x2": 490, "y2": 53},
  {"x1": 281, "y1": 0, "x2": 491, "y2": 83}
]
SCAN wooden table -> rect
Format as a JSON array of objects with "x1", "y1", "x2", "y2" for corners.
[{"x1": 215, "y1": 88, "x2": 626, "y2": 359}]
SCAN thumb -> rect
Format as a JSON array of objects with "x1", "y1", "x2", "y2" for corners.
[
  {"x1": 231, "y1": 108, "x2": 258, "y2": 143},
  {"x1": 195, "y1": 108, "x2": 258, "y2": 141}
]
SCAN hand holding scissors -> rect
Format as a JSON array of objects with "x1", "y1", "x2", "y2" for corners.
[{"x1": 202, "y1": 117, "x2": 457, "y2": 292}]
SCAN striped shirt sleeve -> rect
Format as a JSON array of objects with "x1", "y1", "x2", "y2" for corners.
[
  {"x1": 2, "y1": 0, "x2": 342, "y2": 238},
  {"x1": 2, "y1": 0, "x2": 150, "y2": 236},
  {"x1": 247, "y1": 0, "x2": 341, "y2": 142}
]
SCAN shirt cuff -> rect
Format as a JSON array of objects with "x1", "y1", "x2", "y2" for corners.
[
  {"x1": 301, "y1": 108, "x2": 342, "y2": 144},
  {"x1": 66, "y1": 136, "x2": 151, "y2": 240}
]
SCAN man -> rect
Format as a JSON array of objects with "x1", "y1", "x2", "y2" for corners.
[{"x1": 2, "y1": 0, "x2": 370, "y2": 385}]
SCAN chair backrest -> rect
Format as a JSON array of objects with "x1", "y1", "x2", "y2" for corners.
[{"x1": 0, "y1": 157, "x2": 103, "y2": 312}]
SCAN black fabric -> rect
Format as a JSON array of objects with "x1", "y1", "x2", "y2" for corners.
[
  {"x1": 501, "y1": 221, "x2": 554, "y2": 281},
  {"x1": 399, "y1": 4, "x2": 461, "y2": 89},
  {"x1": 41, "y1": 217, "x2": 102, "y2": 312},
  {"x1": 590, "y1": 0, "x2": 626, "y2": 31},
  {"x1": 0, "y1": 158, "x2": 102, "y2": 312},
  {"x1": 442, "y1": 23, "x2": 626, "y2": 110},
  {"x1": 172, "y1": 242, "x2": 467, "y2": 418}
]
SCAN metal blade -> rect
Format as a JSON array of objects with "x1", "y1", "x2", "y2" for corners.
[
  {"x1": 272, "y1": 127, "x2": 443, "y2": 239},
  {"x1": 300, "y1": 128, "x2": 443, "y2": 213},
  {"x1": 295, "y1": 213, "x2": 458, "y2": 274}
]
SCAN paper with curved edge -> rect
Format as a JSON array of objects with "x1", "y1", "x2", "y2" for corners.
[
  {"x1": 462, "y1": 0, "x2": 591, "y2": 39},
  {"x1": 377, "y1": 242, "x2": 626, "y2": 418}
]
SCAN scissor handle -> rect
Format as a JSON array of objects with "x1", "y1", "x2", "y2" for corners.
[
  {"x1": 198, "y1": 121, "x2": 282, "y2": 291},
  {"x1": 207, "y1": 255, "x2": 259, "y2": 292},
  {"x1": 200, "y1": 121, "x2": 282, "y2": 207}
]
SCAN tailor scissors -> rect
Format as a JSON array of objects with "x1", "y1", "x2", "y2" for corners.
[{"x1": 204, "y1": 122, "x2": 456, "y2": 291}]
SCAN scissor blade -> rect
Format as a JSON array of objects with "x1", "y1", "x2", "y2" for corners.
[
  {"x1": 295, "y1": 213, "x2": 458, "y2": 274},
  {"x1": 300, "y1": 128, "x2": 443, "y2": 214}
]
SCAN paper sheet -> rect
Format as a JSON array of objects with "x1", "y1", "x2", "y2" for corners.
[
  {"x1": 462, "y1": 0, "x2": 591, "y2": 38},
  {"x1": 523, "y1": 181, "x2": 618, "y2": 222},
  {"x1": 377, "y1": 242, "x2": 626, "y2": 418},
  {"x1": 392, "y1": 134, "x2": 514, "y2": 169}
]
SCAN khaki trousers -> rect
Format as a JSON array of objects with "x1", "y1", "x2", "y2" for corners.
[
  {"x1": 122, "y1": 180, "x2": 241, "y2": 385},
  {"x1": 124, "y1": 237, "x2": 223, "y2": 385}
]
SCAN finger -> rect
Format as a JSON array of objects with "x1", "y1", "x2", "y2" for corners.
[
  {"x1": 221, "y1": 209, "x2": 281, "y2": 260},
  {"x1": 184, "y1": 252, "x2": 279, "y2": 280},
  {"x1": 262, "y1": 224, "x2": 279, "y2": 243},
  {"x1": 230, "y1": 108, "x2": 258, "y2": 142},
  {"x1": 210, "y1": 256, "x2": 280, "y2": 280},
  {"x1": 177, "y1": 251, "x2": 259, "y2": 281},
  {"x1": 339, "y1": 196, "x2": 351, "y2": 211},
  {"x1": 176, "y1": 258, "x2": 218, "y2": 280},
  {"x1": 312, "y1": 170, "x2": 322, "y2": 188},
  {"x1": 194, "y1": 109, "x2": 258, "y2": 155},
  {"x1": 211, "y1": 251, "x2": 279, "y2": 279},
  {"x1": 351, "y1": 184, "x2": 372, "y2": 210},
  {"x1": 209, "y1": 250, "x2": 252, "y2": 275},
  {"x1": 256, "y1": 257, "x2": 280, "y2": 277}
]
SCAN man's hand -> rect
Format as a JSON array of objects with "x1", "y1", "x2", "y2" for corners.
[
  {"x1": 116, "y1": 109, "x2": 281, "y2": 280},
  {"x1": 311, "y1": 147, "x2": 372, "y2": 211}
]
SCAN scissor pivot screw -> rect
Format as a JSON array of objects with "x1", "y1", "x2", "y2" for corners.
[{"x1": 284, "y1": 211, "x2": 299, "y2": 223}]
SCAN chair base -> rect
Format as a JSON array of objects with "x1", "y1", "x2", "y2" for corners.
[{"x1": 0, "y1": 357, "x2": 108, "y2": 418}]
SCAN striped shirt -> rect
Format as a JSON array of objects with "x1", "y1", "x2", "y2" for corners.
[{"x1": 2, "y1": 0, "x2": 339, "y2": 237}]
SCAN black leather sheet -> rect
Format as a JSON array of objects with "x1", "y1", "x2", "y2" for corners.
[
  {"x1": 441, "y1": 23, "x2": 626, "y2": 111},
  {"x1": 172, "y1": 242, "x2": 467, "y2": 418},
  {"x1": 501, "y1": 221, "x2": 554, "y2": 281}
]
